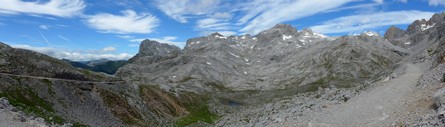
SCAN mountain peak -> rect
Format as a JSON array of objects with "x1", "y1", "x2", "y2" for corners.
[
  {"x1": 137, "y1": 39, "x2": 180, "y2": 57},
  {"x1": 0, "y1": 42, "x2": 11, "y2": 50},
  {"x1": 384, "y1": 26, "x2": 406, "y2": 42},
  {"x1": 211, "y1": 32, "x2": 223, "y2": 37}
]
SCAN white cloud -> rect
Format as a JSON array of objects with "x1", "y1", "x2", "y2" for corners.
[
  {"x1": 196, "y1": 17, "x2": 236, "y2": 35},
  {"x1": 128, "y1": 44, "x2": 139, "y2": 47},
  {"x1": 324, "y1": 3, "x2": 381, "y2": 13},
  {"x1": 12, "y1": 44, "x2": 132, "y2": 61},
  {"x1": 0, "y1": 0, "x2": 85, "y2": 17},
  {"x1": 311, "y1": 10, "x2": 435, "y2": 34},
  {"x1": 116, "y1": 35, "x2": 134, "y2": 39},
  {"x1": 57, "y1": 35, "x2": 70, "y2": 41},
  {"x1": 394, "y1": 0, "x2": 408, "y2": 3},
  {"x1": 39, "y1": 25, "x2": 50, "y2": 30},
  {"x1": 85, "y1": 10, "x2": 159, "y2": 34},
  {"x1": 130, "y1": 36, "x2": 185, "y2": 48},
  {"x1": 102, "y1": 46, "x2": 116, "y2": 52},
  {"x1": 154, "y1": 0, "x2": 221, "y2": 23},
  {"x1": 374, "y1": 0, "x2": 384, "y2": 4},
  {"x1": 429, "y1": 0, "x2": 445, "y2": 6},
  {"x1": 239, "y1": 0, "x2": 355, "y2": 34}
]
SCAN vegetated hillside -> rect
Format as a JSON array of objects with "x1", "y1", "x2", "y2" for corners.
[
  {"x1": 0, "y1": 42, "x2": 219, "y2": 127},
  {"x1": 63, "y1": 59, "x2": 127, "y2": 75},
  {"x1": 0, "y1": 43, "x2": 113, "y2": 82}
]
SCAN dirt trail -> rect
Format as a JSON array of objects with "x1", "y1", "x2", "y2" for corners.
[
  {"x1": 282, "y1": 64, "x2": 438, "y2": 127},
  {"x1": 0, "y1": 73, "x2": 124, "y2": 84}
]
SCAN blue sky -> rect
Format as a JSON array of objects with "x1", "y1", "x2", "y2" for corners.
[{"x1": 0, "y1": 0, "x2": 444, "y2": 61}]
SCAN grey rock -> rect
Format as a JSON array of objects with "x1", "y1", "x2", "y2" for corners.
[
  {"x1": 434, "y1": 88, "x2": 445, "y2": 114},
  {"x1": 10, "y1": 107, "x2": 18, "y2": 112},
  {"x1": 13, "y1": 113, "x2": 26, "y2": 122},
  {"x1": 384, "y1": 26, "x2": 406, "y2": 44},
  {"x1": 118, "y1": 24, "x2": 402, "y2": 93},
  {"x1": 136, "y1": 39, "x2": 180, "y2": 57}
]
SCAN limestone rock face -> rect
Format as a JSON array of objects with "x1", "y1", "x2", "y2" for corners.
[
  {"x1": 384, "y1": 26, "x2": 406, "y2": 43},
  {"x1": 138, "y1": 39, "x2": 180, "y2": 57},
  {"x1": 117, "y1": 24, "x2": 404, "y2": 92}
]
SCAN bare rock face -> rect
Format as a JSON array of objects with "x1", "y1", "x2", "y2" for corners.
[
  {"x1": 385, "y1": 13, "x2": 445, "y2": 50},
  {"x1": 117, "y1": 24, "x2": 403, "y2": 93},
  {"x1": 138, "y1": 39, "x2": 180, "y2": 57},
  {"x1": 384, "y1": 26, "x2": 406, "y2": 44}
]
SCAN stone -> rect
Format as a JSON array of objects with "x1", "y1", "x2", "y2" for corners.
[{"x1": 434, "y1": 88, "x2": 445, "y2": 107}]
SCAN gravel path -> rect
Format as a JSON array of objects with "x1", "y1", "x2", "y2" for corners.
[{"x1": 279, "y1": 64, "x2": 437, "y2": 127}]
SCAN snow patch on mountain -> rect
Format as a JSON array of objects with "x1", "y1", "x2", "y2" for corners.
[
  {"x1": 421, "y1": 23, "x2": 436, "y2": 31},
  {"x1": 282, "y1": 35, "x2": 293, "y2": 41}
]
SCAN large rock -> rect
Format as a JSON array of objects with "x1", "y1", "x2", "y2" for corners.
[
  {"x1": 384, "y1": 26, "x2": 406, "y2": 44},
  {"x1": 434, "y1": 87, "x2": 445, "y2": 114}
]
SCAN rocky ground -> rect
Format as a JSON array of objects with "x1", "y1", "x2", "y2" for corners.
[
  {"x1": 214, "y1": 59, "x2": 445, "y2": 127},
  {"x1": 0, "y1": 97, "x2": 74, "y2": 127}
]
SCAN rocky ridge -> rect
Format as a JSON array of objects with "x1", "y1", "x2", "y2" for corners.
[{"x1": 117, "y1": 24, "x2": 404, "y2": 94}]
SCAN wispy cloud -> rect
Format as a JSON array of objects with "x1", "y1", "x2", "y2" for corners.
[
  {"x1": 239, "y1": 0, "x2": 355, "y2": 34},
  {"x1": 12, "y1": 44, "x2": 132, "y2": 61},
  {"x1": 38, "y1": 31, "x2": 51, "y2": 46},
  {"x1": 102, "y1": 46, "x2": 116, "y2": 52},
  {"x1": 429, "y1": 0, "x2": 445, "y2": 6},
  {"x1": 116, "y1": 35, "x2": 134, "y2": 39},
  {"x1": 324, "y1": 3, "x2": 382, "y2": 13},
  {"x1": 129, "y1": 36, "x2": 184, "y2": 48},
  {"x1": 57, "y1": 35, "x2": 70, "y2": 42},
  {"x1": 85, "y1": 10, "x2": 159, "y2": 34},
  {"x1": 311, "y1": 10, "x2": 435, "y2": 34},
  {"x1": 394, "y1": 0, "x2": 408, "y2": 3},
  {"x1": 154, "y1": 0, "x2": 221, "y2": 23},
  {"x1": 0, "y1": 0, "x2": 85, "y2": 17},
  {"x1": 39, "y1": 25, "x2": 50, "y2": 30}
]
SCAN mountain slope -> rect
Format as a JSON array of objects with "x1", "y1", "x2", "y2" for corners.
[
  {"x1": 117, "y1": 24, "x2": 404, "y2": 93},
  {"x1": 0, "y1": 42, "x2": 205, "y2": 127}
]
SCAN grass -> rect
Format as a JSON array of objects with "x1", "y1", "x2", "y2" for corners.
[
  {"x1": 0, "y1": 87, "x2": 63, "y2": 124},
  {"x1": 99, "y1": 88, "x2": 143, "y2": 126},
  {"x1": 177, "y1": 76, "x2": 194, "y2": 83},
  {"x1": 174, "y1": 104, "x2": 220, "y2": 127},
  {"x1": 42, "y1": 79, "x2": 56, "y2": 96},
  {"x1": 0, "y1": 77, "x2": 88, "y2": 126}
]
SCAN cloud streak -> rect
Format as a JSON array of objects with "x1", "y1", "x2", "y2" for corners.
[
  {"x1": 12, "y1": 44, "x2": 132, "y2": 61},
  {"x1": 0, "y1": 0, "x2": 85, "y2": 17},
  {"x1": 429, "y1": 0, "x2": 445, "y2": 6},
  {"x1": 85, "y1": 10, "x2": 159, "y2": 34},
  {"x1": 130, "y1": 36, "x2": 185, "y2": 48},
  {"x1": 310, "y1": 10, "x2": 435, "y2": 34},
  {"x1": 154, "y1": 0, "x2": 221, "y2": 23},
  {"x1": 239, "y1": 0, "x2": 355, "y2": 34}
]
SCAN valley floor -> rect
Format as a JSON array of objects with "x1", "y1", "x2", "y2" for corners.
[{"x1": 278, "y1": 63, "x2": 443, "y2": 127}]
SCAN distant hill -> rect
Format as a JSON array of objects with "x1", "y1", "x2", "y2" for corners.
[{"x1": 63, "y1": 59, "x2": 127, "y2": 75}]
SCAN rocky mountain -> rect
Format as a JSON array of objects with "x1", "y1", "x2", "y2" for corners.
[
  {"x1": 0, "y1": 42, "x2": 211, "y2": 127},
  {"x1": 117, "y1": 24, "x2": 405, "y2": 94},
  {"x1": 63, "y1": 59, "x2": 127, "y2": 75}
]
